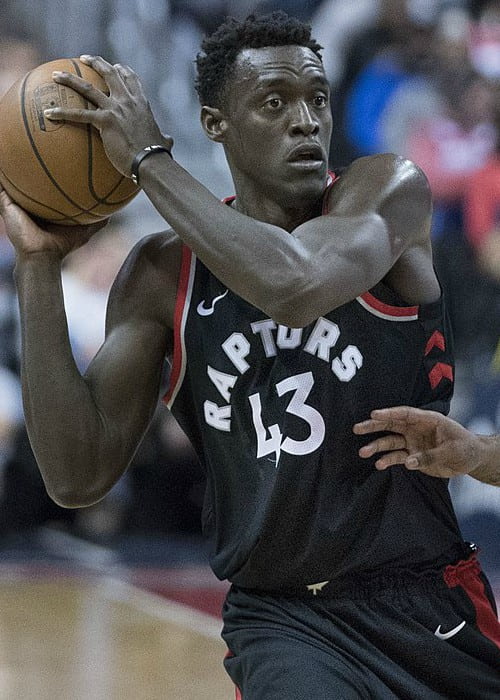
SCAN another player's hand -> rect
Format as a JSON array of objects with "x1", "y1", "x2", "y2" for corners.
[
  {"x1": 353, "y1": 406, "x2": 482, "y2": 479},
  {"x1": 44, "y1": 55, "x2": 173, "y2": 177},
  {"x1": 0, "y1": 185, "x2": 107, "y2": 260}
]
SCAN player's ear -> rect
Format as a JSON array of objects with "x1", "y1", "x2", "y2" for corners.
[{"x1": 201, "y1": 106, "x2": 228, "y2": 142}]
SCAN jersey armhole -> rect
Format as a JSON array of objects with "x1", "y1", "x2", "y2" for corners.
[
  {"x1": 163, "y1": 245, "x2": 196, "y2": 408},
  {"x1": 356, "y1": 291, "x2": 420, "y2": 321}
]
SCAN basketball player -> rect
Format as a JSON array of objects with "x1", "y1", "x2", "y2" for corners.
[
  {"x1": 1, "y1": 12, "x2": 499, "y2": 699},
  {"x1": 354, "y1": 405, "x2": 500, "y2": 482}
]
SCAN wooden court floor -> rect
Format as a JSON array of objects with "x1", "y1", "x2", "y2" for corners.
[{"x1": 0, "y1": 574, "x2": 234, "y2": 700}]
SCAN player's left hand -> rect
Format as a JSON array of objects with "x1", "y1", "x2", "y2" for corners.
[
  {"x1": 44, "y1": 55, "x2": 173, "y2": 178},
  {"x1": 353, "y1": 406, "x2": 482, "y2": 479}
]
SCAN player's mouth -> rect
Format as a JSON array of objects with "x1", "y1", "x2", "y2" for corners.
[{"x1": 286, "y1": 143, "x2": 324, "y2": 169}]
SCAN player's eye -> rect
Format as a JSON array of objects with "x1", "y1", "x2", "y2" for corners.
[
  {"x1": 313, "y1": 95, "x2": 328, "y2": 108},
  {"x1": 264, "y1": 97, "x2": 283, "y2": 111}
]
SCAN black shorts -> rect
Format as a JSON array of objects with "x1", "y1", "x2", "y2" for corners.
[{"x1": 221, "y1": 553, "x2": 500, "y2": 699}]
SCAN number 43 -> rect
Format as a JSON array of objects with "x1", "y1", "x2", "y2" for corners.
[{"x1": 248, "y1": 371, "x2": 325, "y2": 462}]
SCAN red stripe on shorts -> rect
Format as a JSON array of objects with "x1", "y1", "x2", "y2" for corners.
[{"x1": 443, "y1": 555, "x2": 500, "y2": 650}]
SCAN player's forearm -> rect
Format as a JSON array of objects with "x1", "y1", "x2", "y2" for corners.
[
  {"x1": 138, "y1": 155, "x2": 390, "y2": 326},
  {"x1": 139, "y1": 154, "x2": 307, "y2": 319},
  {"x1": 469, "y1": 435, "x2": 500, "y2": 486},
  {"x1": 14, "y1": 254, "x2": 109, "y2": 506}
]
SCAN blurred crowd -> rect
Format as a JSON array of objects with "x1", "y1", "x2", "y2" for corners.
[{"x1": 0, "y1": 0, "x2": 499, "y2": 565}]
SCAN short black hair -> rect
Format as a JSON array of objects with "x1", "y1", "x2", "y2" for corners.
[{"x1": 195, "y1": 11, "x2": 323, "y2": 108}]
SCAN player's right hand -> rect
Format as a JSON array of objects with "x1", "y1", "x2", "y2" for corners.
[{"x1": 0, "y1": 185, "x2": 107, "y2": 260}]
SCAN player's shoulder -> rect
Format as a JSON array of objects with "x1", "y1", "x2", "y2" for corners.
[
  {"x1": 341, "y1": 153, "x2": 430, "y2": 190},
  {"x1": 110, "y1": 229, "x2": 182, "y2": 327},
  {"x1": 122, "y1": 228, "x2": 182, "y2": 281},
  {"x1": 130, "y1": 228, "x2": 182, "y2": 262},
  {"x1": 329, "y1": 153, "x2": 431, "y2": 228}
]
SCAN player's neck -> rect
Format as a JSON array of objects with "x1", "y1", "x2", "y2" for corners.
[{"x1": 230, "y1": 187, "x2": 321, "y2": 232}]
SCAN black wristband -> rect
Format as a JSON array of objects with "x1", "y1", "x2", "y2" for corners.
[{"x1": 130, "y1": 145, "x2": 172, "y2": 185}]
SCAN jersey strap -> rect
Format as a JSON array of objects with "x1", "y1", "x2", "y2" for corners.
[{"x1": 164, "y1": 245, "x2": 196, "y2": 408}]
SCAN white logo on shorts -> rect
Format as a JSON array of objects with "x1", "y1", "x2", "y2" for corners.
[
  {"x1": 306, "y1": 580, "x2": 330, "y2": 596},
  {"x1": 434, "y1": 620, "x2": 466, "y2": 640}
]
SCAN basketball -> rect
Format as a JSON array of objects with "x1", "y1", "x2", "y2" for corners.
[{"x1": 0, "y1": 58, "x2": 139, "y2": 225}]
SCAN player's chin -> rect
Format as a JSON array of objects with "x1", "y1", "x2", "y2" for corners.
[{"x1": 284, "y1": 163, "x2": 327, "y2": 198}]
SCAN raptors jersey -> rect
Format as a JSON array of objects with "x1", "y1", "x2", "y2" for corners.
[{"x1": 164, "y1": 182, "x2": 464, "y2": 591}]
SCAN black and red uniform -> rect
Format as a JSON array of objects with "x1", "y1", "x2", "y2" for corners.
[{"x1": 164, "y1": 178, "x2": 500, "y2": 698}]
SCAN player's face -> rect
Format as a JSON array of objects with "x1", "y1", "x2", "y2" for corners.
[{"x1": 221, "y1": 46, "x2": 332, "y2": 206}]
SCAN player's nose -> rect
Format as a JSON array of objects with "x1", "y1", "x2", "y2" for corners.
[{"x1": 289, "y1": 100, "x2": 319, "y2": 136}]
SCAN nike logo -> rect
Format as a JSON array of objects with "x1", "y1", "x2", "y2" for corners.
[
  {"x1": 197, "y1": 289, "x2": 228, "y2": 316},
  {"x1": 434, "y1": 620, "x2": 466, "y2": 640}
]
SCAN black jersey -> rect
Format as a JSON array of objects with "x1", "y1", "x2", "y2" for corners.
[{"x1": 164, "y1": 183, "x2": 464, "y2": 591}]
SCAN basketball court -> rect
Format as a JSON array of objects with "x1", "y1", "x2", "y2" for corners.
[{"x1": 0, "y1": 530, "x2": 233, "y2": 700}]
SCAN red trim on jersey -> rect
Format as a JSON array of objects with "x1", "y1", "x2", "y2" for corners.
[
  {"x1": 322, "y1": 170, "x2": 339, "y2": 214},
  {"x1": 425, "y1": 330, "x2": 446, "y2": 355},
  {"x1": 428, "y1": 362, "x2": 453, "y2": 389},
  {"x1": 443, "y1": 555, "x2": 500, "y2": 650},
  {"x1": 163, "y1": 245, "x2": 192, "y2": 405},
  {"x1": 359, "y1": 291, "x2": 419, "y2": 318}
]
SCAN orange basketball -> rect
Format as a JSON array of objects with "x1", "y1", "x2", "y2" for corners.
[{"x1": 0, "y1": 58, "x2": 139, "y2": 225}]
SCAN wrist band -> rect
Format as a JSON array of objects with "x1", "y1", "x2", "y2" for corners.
[{"x1": 130, "y1": 145, "x2": 172, "y2": 185}]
